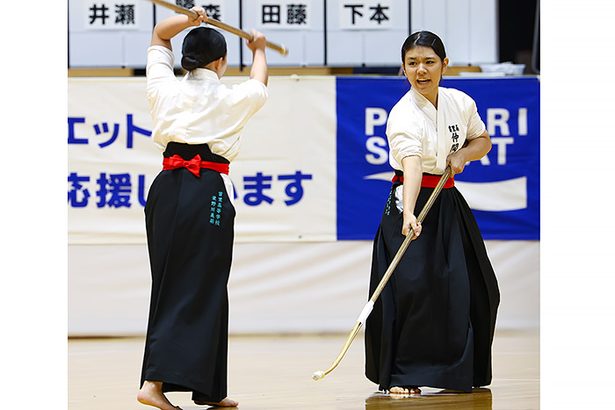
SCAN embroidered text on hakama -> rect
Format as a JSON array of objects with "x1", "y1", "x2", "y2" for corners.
[{"x1": 210, "y1": 191, "x2": 224, "y2": 227}]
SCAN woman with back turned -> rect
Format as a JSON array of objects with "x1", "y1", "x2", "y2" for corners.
[
  {"x1": 137, "y1": 6, "x2": 268, "y2": 409},
  {"x1": 365, "y1": 31, "x2": 500, "y2": 396}
]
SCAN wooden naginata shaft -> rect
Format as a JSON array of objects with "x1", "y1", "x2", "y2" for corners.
[
  {"x1": 147, "y1": 0, "x2": 289, "y2": 56},
  {"x1": 312, "y1": 167, "x2": 453, "y2": 381}
]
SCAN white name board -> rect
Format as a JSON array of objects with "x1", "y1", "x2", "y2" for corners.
[
  {"x1": 82, "y1": 1, "x2": 145, "y2": 30},
  {"x1": 338, "y1": 0, "x2": 393, "y2": 30}
]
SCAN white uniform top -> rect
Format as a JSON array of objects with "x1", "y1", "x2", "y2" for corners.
[
  {"x1": 146, "y1": 45, "x2": 268, "y2": 161},
  {"x1": 386, "y1": 86, "x2": 486, "y2": 174}
]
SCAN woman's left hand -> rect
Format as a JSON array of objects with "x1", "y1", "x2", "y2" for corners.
[
  {"x1": 446, "y1": 150, "x2": 468, "y2": 176},
  {"x1": 189, "y1": 6, "x2": 208, "y2": 26}
]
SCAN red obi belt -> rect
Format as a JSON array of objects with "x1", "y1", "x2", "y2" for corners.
[
  {"x1": 162, "y1": 154, "x2": 229, "y2": 177},
  {"x1": 392, "y1": 173, "x2": 455, "y2": 188}
]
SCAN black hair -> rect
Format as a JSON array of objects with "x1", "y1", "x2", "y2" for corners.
[
  {"x1": 181, "y1": 27, "x2": 227, "y2": 71},
  {"x1": 401, "y1": 31, "x2": 446, "y2": 63}
]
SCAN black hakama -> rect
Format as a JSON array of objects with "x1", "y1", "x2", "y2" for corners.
[
  {"x1": 140, "y1": 143, "x2": 234, "y2": 403},
  {"x1": 365, "y1": 177, "x2": 500, "y2": 392}
]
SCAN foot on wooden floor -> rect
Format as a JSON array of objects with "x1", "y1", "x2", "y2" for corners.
[
  {"x1": 389, "y1": 386, "x2": 421, "y2": 396},
  {"x1": 137, "y1": 381, "x2": 182, "y2": 410},
  {"x1": 194, "y1": 397, "x2": 239, "y2": 407}
]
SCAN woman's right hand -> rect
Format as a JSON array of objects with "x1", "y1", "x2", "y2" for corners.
[
  {"x1": 247, "y1": 30, "x2": 267, "y2": 52},
  {"x1": 402, "y1": 213, "x2": 422, "y2": 238}
]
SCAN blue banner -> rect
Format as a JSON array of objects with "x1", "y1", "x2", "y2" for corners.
[{"x1": 336, "y1": 77, "x2": 540, "y2": 240}]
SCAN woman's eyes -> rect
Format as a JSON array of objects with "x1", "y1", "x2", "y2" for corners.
[{"x1": 406, "y1": 60, "x2": 435, "y2": 66}]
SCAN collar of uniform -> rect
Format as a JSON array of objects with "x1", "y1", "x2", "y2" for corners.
[
  {"x1": 409, "y1": 87, "x2": 432, "y2": 107},
  {"x1": 409, "y1": 87, "x2": 438, "y2": 125},
  {"x1": 190, "y1": 68, "x2": 220, "y2": 81}
]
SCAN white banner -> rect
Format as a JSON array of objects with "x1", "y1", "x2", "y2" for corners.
[
  {"x1": 68, "y1": 240, "x2": 539, "y2": 336},
  {"x1": 68, "y1": 76, "x2": 337, "y2": 244}
]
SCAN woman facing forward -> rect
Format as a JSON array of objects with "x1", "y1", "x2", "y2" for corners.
[
  {"x1": 137, "y1": 7, "x2": 268, "y2": 410},
  {"x1": 364, "y1": 31, "x2": 500, "y2": 395}
]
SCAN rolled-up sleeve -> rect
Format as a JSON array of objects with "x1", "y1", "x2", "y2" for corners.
[
  {"x1": 146, "y1": 46, "x2": 179, "y2": 119},
  {"x1": 146, "y1": 46, "x2": 176, "y2": 95},
  {"x1": 465, "y1": 96, "x2": 487, "y2": 140},
  {"x1": 386, "y1": 109, "x2": 423, "y2": 166}
]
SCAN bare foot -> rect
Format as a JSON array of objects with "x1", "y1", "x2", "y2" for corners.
[
  {"x1": 137, "y1": 381, "x2": 182, "y2": 410},
  {"x1": 389, "y1": 386, "x2": 409, "y2": 395},
  {"x1": 389, "y1": 386, "x2": 421, "y2": 395},
  {"x1": 194, "y1": 397, "x2": 239, "y2": 407}
]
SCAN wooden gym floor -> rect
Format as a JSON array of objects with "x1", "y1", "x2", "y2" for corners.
[{"x1": 68, "y1": 329, "x2": 539, "y2": 409}]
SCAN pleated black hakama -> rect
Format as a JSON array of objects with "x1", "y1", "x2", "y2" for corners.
[
  {"x1": 140, "y1": 143, "x2": 234, "y2": 403},
  {"x1": 365, "y1": 178, "x2": 500, "y2": 392}
]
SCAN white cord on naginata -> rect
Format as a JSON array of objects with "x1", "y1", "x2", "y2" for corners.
[{"x1": 357, "y1": 301, "x2": 374, "y2": 325}]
